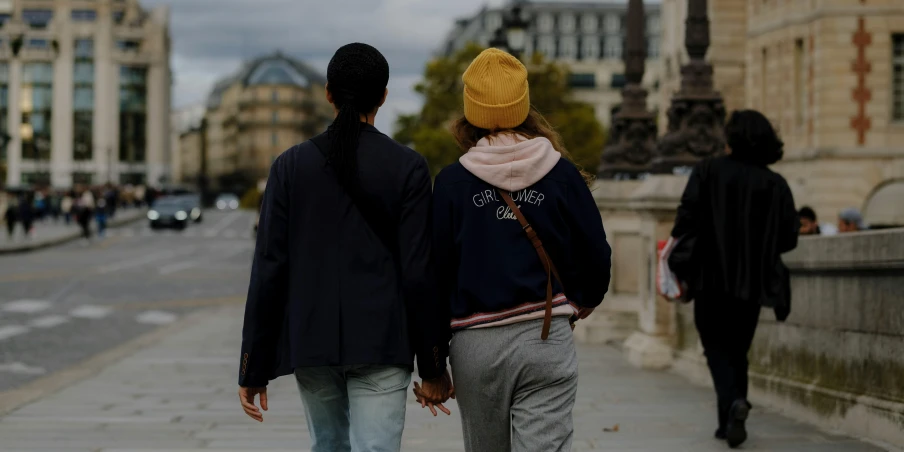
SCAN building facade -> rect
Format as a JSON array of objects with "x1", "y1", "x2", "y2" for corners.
[
  {"x1": 659, "y1": 0, "x2": 904, "y2": 226},
  {"x1": 441, "y1": 0, "x2": 662, "y2": 126},
  {"x1": 0, "y1": 0, "x2": 170, "y2": 189},
  {"x1": 178, "y1": 52, "x2": 332, "y2": 191}
]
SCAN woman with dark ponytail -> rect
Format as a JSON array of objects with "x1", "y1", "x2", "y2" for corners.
[{"x1": 238, "y1": 43, "x2": 452, "y2": 452}]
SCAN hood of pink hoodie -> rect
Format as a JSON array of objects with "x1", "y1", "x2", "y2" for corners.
[{"x1": 459, "y1": 134, "x2": 561, "y2": 192}]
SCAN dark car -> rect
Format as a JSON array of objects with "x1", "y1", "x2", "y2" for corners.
[
  {"x1": 148, "y1": 197, "x2": 191, "y2": 230},
  {"x1": 176, "y1": 194, "x2": 203, "y2": 223}
]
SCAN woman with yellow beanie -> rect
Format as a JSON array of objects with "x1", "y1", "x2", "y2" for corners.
[{"x1": 427, "y1": 48, "x2": 612, "y2": 451}]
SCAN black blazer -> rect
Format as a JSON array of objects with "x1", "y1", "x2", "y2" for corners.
[
  {"x1": 672, "y1": 156, "x2": 799, "y2": 309},
  {"x1": 239, "y1": 124, "x2": 448, "y2": 387}
]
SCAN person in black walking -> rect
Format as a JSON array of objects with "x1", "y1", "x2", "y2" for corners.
[
  {"x1": 672, "y1": 110, "x2": 799, "y2": 448},
  {"x1": 237, "y1": 43, "x2": 451, "y2": 452},
  {"x1": 4, "y1": 195, "x2": 18, "y2": 239},
  {"x1": 19, "y1": 194, "x2": 34, "y2": 239}
]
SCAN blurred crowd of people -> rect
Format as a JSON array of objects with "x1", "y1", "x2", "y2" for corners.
[
  {"x1": 1, "y1": 184, "x2": 157, "y2": 242},
  {"x1": 798, "y1": 206, "x2": 869, "y2": 236}
]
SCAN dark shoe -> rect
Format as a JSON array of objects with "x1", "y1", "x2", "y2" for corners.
[
  {"x1": 726, "y1": 399, "x2": 750, "y2": 448},
  {"x1": 714, "y1": 428, "x2": 727, "y2": 440}
]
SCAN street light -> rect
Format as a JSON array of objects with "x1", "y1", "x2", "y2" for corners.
[{"x1": 489, "y1": 1, "x2": 530, "y2": 59}]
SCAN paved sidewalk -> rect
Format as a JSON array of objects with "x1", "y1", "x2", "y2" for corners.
[
  {"x1": 0, "y1": 209, "x2": 144, "y2": 254},
  {"x1": 0, "y1": 305, "x2": 889, "y2": 452}
]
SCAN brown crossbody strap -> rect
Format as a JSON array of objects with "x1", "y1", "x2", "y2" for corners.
[{"x1": 497, "y1": 189, "x2": 564, "y2": 340}]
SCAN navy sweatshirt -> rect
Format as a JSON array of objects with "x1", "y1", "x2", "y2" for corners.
[{"x1": 432, "y1": 159, "x2": 612, "y2": 329}]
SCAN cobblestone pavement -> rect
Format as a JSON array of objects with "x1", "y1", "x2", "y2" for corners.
[{"x1": 0, "y1": 304, "x2": 890, "y2": 452}]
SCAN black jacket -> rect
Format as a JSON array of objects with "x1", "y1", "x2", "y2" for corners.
[
  {"x1": 672, "y1": 156, "x2": 799, "y2": 308},
  {"x1": 433, "y1": 160, "x2": 611, "y2": 329},
  {"x1": 239, "y1": 124, "x2": 448, "y2": 387}
]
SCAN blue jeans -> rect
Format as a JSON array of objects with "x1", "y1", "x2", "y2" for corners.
[{"x1": 295, "y1": 365, "x2": 411, "y2": 452}]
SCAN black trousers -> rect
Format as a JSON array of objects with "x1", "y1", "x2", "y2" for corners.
[{"x1": 694, "y1": 295, "x2": 761, "y2": 430}]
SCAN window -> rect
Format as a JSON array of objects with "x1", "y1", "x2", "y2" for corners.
[
  {"x1": 272, "y1": 110, "x2": 279, "y2": 124},
  {"x1": 568, "y1": 73, "x2": 596, "y2": 88},
  {"x1": 71, "y1": 10, "x2": 97, "y2": 21},
  {"x1": 611, "y1": 73, "x2": 626, "y2": 89},
  {"x1": 271, "y1": 90, "x2": 279, "y2": 103},
  {"x1": 647, "y1": 14, "x2": 660, "y2": 34},
  {"x1": 582, "y1": 36, "x2": 599, "y2": 60},
  {"x1": 271, "y1": 131, "x2": 279, "y2": 146},
  {"x1": 22, "y1": 9, "x2": 52, "y2": 28},
  {"x1": 113, "y1": 11, "x2": 125, "y2": 24},
  {"x1": 559, "y1": 36, "x2": 577, "y2": 59},
  {"x1": 116, "y1": 40, "x2": 141, "y2": 51},
  {"x1": 0, "y1": 14, "x2": 11, "y2": 27},
  {"x1": 27, "y1": 39, "x2": 49, "y2": 49},
  {"x1": 75, "y1": 39, "x2": 94, "y2": 58},
  {"x1": 894, "y1": 34, "x2": 904, "y2": 121},
  {"x1": 119, "y1": 66, "x2": 147, "y2": 163},
  {"x1": 604, "y1": 14, "x2": 621, "y2": 33},
  {"x1": 761, "y1": 48, "x2": 768, "y2": 110},
  {"x1": 559, "y1": 13, "x2": 575, "y2": 33},
  {"x1": 795, "y1": 39, "x2": 806, "y2": 127},
  {"x1": 538, "y1": 36, "x2": 556, "y2": 57},
  {"x1": 538, "y1": 13, "x2": 554, "y2": 33},
  {"x1": 485, "y1": 12, "x2": 502, "y2": 32},
  {"x1": 74, "y1": 40, "x2": 94, "y2": 161},
  {"x1": 604, "y1": 36, "x2": 622, "y2": 59},
  {"x1": 73, "y1": 172, "x2": 93, "y2": 185},
  {"x1": 648, "y1": 39, "x2": 660, "y2": 58},
  {"x1": 581, "y1": 14, "x2": 598, "y2": 33},
  {"x1": 21, "y1": 63, "x2": 53, "y2": 161}
]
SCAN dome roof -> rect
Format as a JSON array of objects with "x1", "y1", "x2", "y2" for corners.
[{"x1": 207, "y1": 51, "x2": 326, "y2": 109}]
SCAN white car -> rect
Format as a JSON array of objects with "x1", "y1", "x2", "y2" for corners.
[{"x1": 215, "y1": 194, "x2": 240, "y2": 211}]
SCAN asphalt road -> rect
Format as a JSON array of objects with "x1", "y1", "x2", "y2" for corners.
[{"x1": 0, "y1": 209, "x2": 255, "y2": 392}]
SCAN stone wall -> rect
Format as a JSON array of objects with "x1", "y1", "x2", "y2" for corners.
[{"x1": 672, "y1": 229, "x2": 904, "y2": 447}]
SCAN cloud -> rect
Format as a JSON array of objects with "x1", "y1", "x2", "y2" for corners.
[{"x1": 142, "y1": 0, "x2": 498, "y2": 132}]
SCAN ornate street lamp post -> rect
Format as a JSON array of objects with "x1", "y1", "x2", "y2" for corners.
[
  {"x1": 490, "y1": 1, "x2": 530, "y2": 59},
  {"x1": 598, "y1": 0, "x2": 657, "y2": 179},
  {"x1": 652, "y1": 0, "x2": 726, "y2": 173}
]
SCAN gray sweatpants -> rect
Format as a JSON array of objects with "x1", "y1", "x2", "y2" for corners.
[{"x1": 450, "y1": 317, "x2": 578, "y2": 452}]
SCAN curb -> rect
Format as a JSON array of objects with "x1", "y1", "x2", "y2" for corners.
[{"x1": 0, "y1": 210, "x2": 146, "y2": 256}]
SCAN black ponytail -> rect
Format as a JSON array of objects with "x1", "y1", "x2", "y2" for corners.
[{"x1": 325, "y1": 43, "x2": 390, "y2": 190}]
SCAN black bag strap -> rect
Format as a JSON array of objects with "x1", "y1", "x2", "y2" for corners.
[{"x1": 310, "y1": 133, "x2": 398, "y2": 256}]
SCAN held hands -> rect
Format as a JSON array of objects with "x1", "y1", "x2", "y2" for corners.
[
  {"x1": 413, "y1": 369, "x2": 455, "y2": 416},
  {"x1": 239, "y1": 386, "x2": 268, "y2": 422}
]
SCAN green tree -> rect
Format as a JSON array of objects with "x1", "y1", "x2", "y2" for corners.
[{"x1": 394, "y1": 45, "x2": 606, "y2": 176}]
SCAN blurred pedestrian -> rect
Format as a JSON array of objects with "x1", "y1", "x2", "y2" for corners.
[
  {"x1": 105, "y1": 185, "x2": 118, "y2": 219},
  {"x1": 49, "y1": 192, "x2": 61, "y2": 223},
  {"x1": 76, "y1": 189, "x2": 95, "y2": 241},
  {"x1": 798, "y1": 206, "x2": 820, "y2": 236},
  {"x1": 61, "y1": 192, "x2": 74, "y2": 225},
  {"x1": 4, "y1": 196, "x2": 18, "y2": 239},
  {"x1": 95, "y1": 193, "x2": 108, "y2": 238},
  {"x1": 838, "y1": 207, "x2": 866, "y2": 233},
  {"x1": 237, "y1": 43, "x2": 449, "y2": 452},
  {"x1": 34, "y1": 192, "x2": 46, "y2": 223},
  {"x1": 672, "y1": 110, "x2": 799, "y2": 448},
  {"x1": 433, "y1": 48, "x2": 612, "y2": 452},
  {"x1": 19, "y1": 194, "x2": 34, "y2": 238}
]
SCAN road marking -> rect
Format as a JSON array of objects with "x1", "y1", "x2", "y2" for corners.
[
  {"x1": 0, "y1": 325, "x2": 29, "y2": 341},
  {"x1": 158, "y1": 261, "x2": 197, "y2": 275},
  {"x1": 2, "y1": 300, "x2": 52, "y2": 314},
  {"x1": 30, "y1": 315, "x2": 69, "y2": 328},
  {"x1": 0, "y1": 362, "x2": 46, "y2": 375},
  {"x1": 135, "y1": 310, "x2": 178, "y2": 325},
  {"x1": 69, "y1": 305, "x2": 112, "y2": 319}
]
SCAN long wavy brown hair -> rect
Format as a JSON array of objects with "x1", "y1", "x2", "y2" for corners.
[{"x1": 451, "y1": 108, "x2": 595, "y2": 186}]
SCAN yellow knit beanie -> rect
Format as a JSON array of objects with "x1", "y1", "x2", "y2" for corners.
[{"x1": 462, "y1": 48, "x2": 530, "y2": 130}]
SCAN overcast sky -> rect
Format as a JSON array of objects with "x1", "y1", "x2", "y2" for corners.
[{"x1": 142, "y1": 0, "x2": 521, "y2": 133}]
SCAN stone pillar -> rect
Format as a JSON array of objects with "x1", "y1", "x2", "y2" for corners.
[
  {"x1": 622, "y1": 175, "x2": 688, "y2": 370},
  {"x1": 93, "y1": 4, "x2": 115, "y2": 184},
  {"x1": 599, "y1": 0, "x2": 657, "y2": 178},
  {"x1": 146, "y1": 64, "x2": 166, "y2": 186},
  {"x1": 6, "y1": 58, "x2": 22, "y2": 186},
  {"x1": 52, "y1": 6, "x2": 74, "y2": 189}
]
